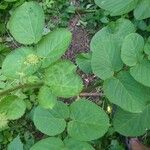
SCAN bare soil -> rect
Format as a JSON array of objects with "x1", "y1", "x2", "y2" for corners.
[{"x1": 64, "y1": 16, "x2": 90, "y2": 61}]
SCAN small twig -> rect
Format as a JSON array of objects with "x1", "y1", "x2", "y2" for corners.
[{"x1": 80, "y1": 92, "x2": 103, "y2": 97}]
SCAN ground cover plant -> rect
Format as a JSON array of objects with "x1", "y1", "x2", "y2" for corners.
[{"x1": 0, "y1": 0, "x2": 150, "y2": 149}]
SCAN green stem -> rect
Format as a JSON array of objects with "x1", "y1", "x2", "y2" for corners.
[
  {"x1": 0, "y1": 82, "x2": 44, "y2": 97},
  {"x1": 0, "y1": 80, "x2": 102, "y2": 97}
]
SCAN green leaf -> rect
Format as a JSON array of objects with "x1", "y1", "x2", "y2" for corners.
[
  {"x1": 67, "y1": 99, "x2": 109, "y2": 141},
  {"x1": 36, "y1": 28, "x2": 72, "y2": 68},
  {"x1": 0, "y1": 96, "x2": 26, "y2": 120},
  {"x1": 33, "y1": 101, "x2": 69, "y2": 136},
  {"x1": 109, "y1": 140, "x2": 124, "y2": 150},
  {"x1": 134, "y1": 0, "x2": 150, "y2": 20},
  {"x1": 94, "y1": 0, "x2": 138, "y2": 16},
  {"x1": 113, "y1": 105, "x2": 150, "y2": 136},
  {"x1": 49, "y1": 101, "x2": 69, "y2": 120},
  {"x1": 108, "y1": 18, "x2": 136, "y2": 44},
  {"x1": 64, "y1": 138, "x2": 94, "y2": 150},
  {"x1": 91, "y1": 18, "x2": 135, "y2": 80},
  {"x1": 121, "y1": 33, "x2": 144, "y2": 67},
  {"x1": 2, "y1": 47, "x2": 41, "y2": 79},
  {"x1": 104, "y1": 71, "x2": 150, "y2": 113},
  {"x1": 91, "y1": 34, "x2": 123, "y2": 80},
  {"x1": 30, "y1": 137, "x2": 94, "y2": 150},
  {"x1": 76, "y1": 52, "x2": 92, "y2": 74},
  {"x1": 45, "y1": 60, "x2": 83, "y2": 98},
  {"x1": 30, "y1": 137, "x2": 64, "y2": 150},
  {"x1": 38, "y1": 86, "x2": 57, "y2": 109},
  {"x1": 0, "y1": 2, "x2": 8, "y2": 10},
  {"x1": 130, "y1": 60, "x2": 150, "y2": 87},
  {"x1": 91, "y1": 18, "x2": 135, "y2": 48},
  {"x1": 8, "y1": 136, "x2": 23, "y2": 150},
  {"x1": 7, "y1": 1, "x2": 44, "y2": 44}
]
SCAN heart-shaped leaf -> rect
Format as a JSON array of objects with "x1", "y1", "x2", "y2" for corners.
[
  {"x1": 0, "y1": 96, "x2": 26, "y2": 120},
  {"x1": 30, "y1": 137, "x2": 64, "y2": 150},
  {"x1": 45, "y1": 60, "x2": 83, "y2": 98},
  {"x1": 38, "y1": 86, "x2": 57, "y2": 109},
  {"x1": 64, "y1": 138, "x2": 94, "y2": 150},
  {"x1": 134, "y1": 0, "x2": 150, "y2": 20},
  {"x1": 30, "y1": 137, "x2": 94, "y2": 150},
  {"x1": 104, "y1": 71, "x2": 150, "y2": 113},
  {"x1": 33, "y1": 101, "x2": 69, "y2": 136},
  {"x1": 130, "y1": 60, "x2": 150, "y2": 87},
  {"x1": 121, "y1": 33, "x2": 144, "y2": 66},
  {"x1": 113, "y1": 104, "x2": 150, "y2": 136},
  {"x1": 91, "y1": 18, "x2": 135, "y2": 80},
  {"x1": 2, "y1": 47, "x2": 41, "y2": 79},
  {"x1": 67, "y1": 99, "x2": 110, "y2": 141},
  {"x1": 8, "y1": 136, "x2": 23, "y2": 150},
  {"x1": 7, "y1": 2, "x2": 44, "y2": 44},
  {"x1": 94, "y1": 0, "x2": 138, "y2": 16},
  {"x1": 36, "y1": 28, "x2": 72, "y2": 68}
]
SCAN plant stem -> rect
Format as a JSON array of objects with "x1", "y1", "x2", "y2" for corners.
[
  {"x1": 0, "y1": 82, "x2": 44, "y2": 97},
  {"x1": 0, "y1": 81, "x2": 102, "y2": 97}
]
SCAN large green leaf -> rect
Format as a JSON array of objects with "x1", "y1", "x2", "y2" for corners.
[
  {"x1": 104, "y1": 71, "x2": 150, "y2": 113},
  {"x1": 109, "y1": 18, "x2": 136, "y2": 43},
  {"x1": 36, "y1": 28, "x2": 72, "y2": 68},
  {"x1": 7, "y1": 2, "x2": 44, "y2": 45},
  {"x1": 67, "y1": 99, "x2": 110, "y2": 141},
  {"x1": 2, "y1": 47, "x2": 41, "y2": 79},
  {"x1": 8, "y1": 136, "x2": 23, "y2": 150},
  {"x1": 130, "y1": 60, "x2": 150, "y2": 87},
  {"x1": 0, "y1": 96, "x2": 26, "y2": 120},
  {"x1": 33, "y1": 101, "x2": 69, "y2": 136},
  {"x1": 49, "y1": 101, "x2": 69, "y2": 120},
  {"x1": 30, "y1": 137, "x2": 65, "y2": 150},
  {"x1": 91, "y1": 18, "x2": 135, "y2": 49},
  {"x1": 64, "y1": 138, "x2": 94, "y2": 150},
  {"x1": 45, "y1": 60, "x2": 83, "y2": 98},
  {"x1": 91, "y1": 34, "x2": 123, "y2": 80},
  {"x1": 113, "y1": 105, "x2": 150, "y2": 136},
  {"x1": 94, "y1": 0, "x2": 138, "y2": 16},
  {"x1": 121, "y1": 33, "x2": 144, "y2": 66},
  {"x1": 38, "y1": 86, "x2": 57, "y2": 109},
  {"x1": 134, "y1": 0, "x2": 150, "y2": 20},
  {"x1": 30, "y1": 137, "x2": 94, "y2": 150},
  {"x1": 91, "y1": 18, "x2": 135, "y2": 80}
]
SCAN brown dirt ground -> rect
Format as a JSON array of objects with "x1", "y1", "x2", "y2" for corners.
[
  {"x1": 63, "y1": 1, "x2": 101, "y2": 104},
  {"x1": 64, "y1": 15, "x2": 90, "y2": 61}
]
